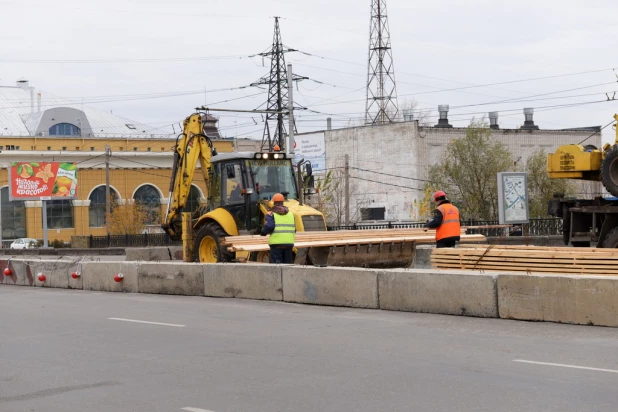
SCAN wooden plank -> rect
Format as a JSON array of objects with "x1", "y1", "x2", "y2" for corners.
[
  {"x1": 432, "y1": 249, "x2": 618, "y2": 259},
  {"x1": 227, "y1": 234, "x2": 485, "y2": 252},
  {"x1": 430, "y1": 258, "x2": 618, "y2": 272},
  {"x1": 431, "y1": 263, "x2": 618, "y2": 276},
  {"x1": 430, "y1": 256, "x2": 618, "y2": 265}
]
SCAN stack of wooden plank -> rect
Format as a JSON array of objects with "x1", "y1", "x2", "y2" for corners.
[
  {"x1": 224, "y1": 228, "x2": 485, "y2": 253},
  {"x1": 431, "y1": 245, "x2": 618, "y2": 275}
]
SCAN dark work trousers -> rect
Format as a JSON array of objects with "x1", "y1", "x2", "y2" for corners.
[
  {"x1": 436, "y1": 238, "x2": 457, "y2": 248},
  {"x1": 269, "y1": 246, "x2": 294, "y2": 264}
]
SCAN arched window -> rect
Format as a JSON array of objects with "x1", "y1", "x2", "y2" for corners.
[
  {"x1": 0, "y1": 187, "x2": 26, "y2": 239},
  {"x1": 183, "y1": 185, "x2": 202, "y2": 216},
  {"x1": 49, "y1": 123, "x2": 81, "y2": 136},
  {"x1": 47, "y1": 200, "x2": 73, "y2": 229},
  {"x1": 133, "y1": 185, "x2": 161, "y2": 225},
  {"x1": 89, "y1": 186, "x2": 119, "y2": 227}
]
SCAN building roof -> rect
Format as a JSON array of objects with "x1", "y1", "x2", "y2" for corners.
[{"x1": 0, "y1": 81, "x2": 169, "y2": 138}]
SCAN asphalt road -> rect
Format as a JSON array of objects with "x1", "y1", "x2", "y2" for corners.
[{"x1": 1, "y1": 287, "x2": 617, "y2": 412}]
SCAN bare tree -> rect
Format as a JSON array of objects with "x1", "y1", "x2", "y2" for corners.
[
  {"x1": 307, "y1": 162, "x2": 367, "y2": 226},
  {"x1": 105, "y1": 199, "x2": 151, "y2": 235}
]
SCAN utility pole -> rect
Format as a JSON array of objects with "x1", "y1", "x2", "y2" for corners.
[
  {"x1": 344, "y1": 154, "x2": 350, "y2": 225},
  {"x1": 287, "y1": 63, "x2": 295, "y2": 158},
  {"x1": 251, "y1": 17, "x2": 307, "y2": 152},
  {"x1": 105, "y1": 145, "x2": 111, "y2": 219}
]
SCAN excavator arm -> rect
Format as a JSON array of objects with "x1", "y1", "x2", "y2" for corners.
[{"x1": 162, "y1": 113, "x2": 217, "y2": 240}]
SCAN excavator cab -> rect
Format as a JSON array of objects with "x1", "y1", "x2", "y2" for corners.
[{"x1": 184, "y1": 151, "x2": 326, "y2": 263}]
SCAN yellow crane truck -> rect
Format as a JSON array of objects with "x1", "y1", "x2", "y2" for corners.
[
  {"x1": 162, "y1": 111, "x2": 415, "y2": 266},
  {"x1": 547, "y1": 114, "x2": 618, "y2": 247}
]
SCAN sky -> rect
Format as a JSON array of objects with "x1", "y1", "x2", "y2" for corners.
[{"x1": 1, "y1": 0, "x2": 618, "y2": 143}]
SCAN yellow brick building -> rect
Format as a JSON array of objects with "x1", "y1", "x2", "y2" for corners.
[{"x1": 0, "y1": 136, "x2": 234, "y2": 244}]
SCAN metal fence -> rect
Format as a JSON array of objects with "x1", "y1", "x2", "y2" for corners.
[
  {"x1": 327, "y1": 218, "x2": 563, "y2": 237},
  {"x1": 89, "y1": 233, "x2": 181, "y2": 248}
]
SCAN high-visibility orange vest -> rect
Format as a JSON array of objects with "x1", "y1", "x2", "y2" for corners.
[{"x1": 436, "y1": 203, "x2": 460, "y2": 241}]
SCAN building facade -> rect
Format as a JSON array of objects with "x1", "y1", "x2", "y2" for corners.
[
  {"x1": 304, "y1": 112, "x2": 602, "y2": 222},
  {"x1": 0, "y1": 79, "x2": 243, "y2": 245}
]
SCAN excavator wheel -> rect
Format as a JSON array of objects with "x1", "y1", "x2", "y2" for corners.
[
  {"x1": 601, "y1": 146, "x2": 618, "y2": 197},
  {"x1": 250, "y1": 251, "x2": 270, "y2": 263},
  {"x1": 601, "y1": 227, "x2": 618, "y2": 248},
  {"x1": 194, "y1": 222, "x2": 233, "y2": 263}
]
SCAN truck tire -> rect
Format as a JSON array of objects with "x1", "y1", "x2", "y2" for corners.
[
  {"x1": 601, "y1": 227, "x2": 618, "y2": 248},
  {"x1": 194, "y1": 222, "x2": 233, "y2": 263},
  {"x1": 601, "y1": 146, "x2": 618, "y2": 197}
]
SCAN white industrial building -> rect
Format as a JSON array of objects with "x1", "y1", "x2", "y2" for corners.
[{"x1": 296, "y1": 107, "x2": 602, "y2": 223}]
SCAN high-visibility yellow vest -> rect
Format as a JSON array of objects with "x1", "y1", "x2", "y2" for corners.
[{"x1": 269, "y1": 212, "x2": 296, "y2": 245}]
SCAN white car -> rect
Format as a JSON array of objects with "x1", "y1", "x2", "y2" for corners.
[{"x1": 10, "y1": 238, "x2": 39, "y2": 249}]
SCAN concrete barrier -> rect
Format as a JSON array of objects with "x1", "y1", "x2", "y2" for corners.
[
  {"x1": 282, "y1": 266, "x2": 378, "y2": 308},
  {"x1": 0, "y1": 258, "x2": 33, "y2": 286},
  {"x1": 203, "y1": 263, "x2": 282, "y2": 301},
  {"x1": 125, "y1": 247, "x2": 173, "y2": 261},
  {"x1": 81, "y1": 261, "x2": 138, "y2": 293},
  {"x1": 138, "y1": 262, "x2": 204, "y2": 296},
  {"x1": 379, "y1": 269, "x2": 498, "y2": 318},
  {"x1": 498, "y1": 273, "x2": 618, "y2": 327}
]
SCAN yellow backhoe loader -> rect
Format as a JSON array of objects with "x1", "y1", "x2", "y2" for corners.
[
  {"x1": 162, "y1": 111, "x2": 416, "y2": 267},
  {"x1": 547, "y1": 114, "x2": 618, "y2": 247}
]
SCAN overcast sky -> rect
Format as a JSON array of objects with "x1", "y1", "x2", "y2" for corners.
[{"x1": 1, "y1": 0, "x2": 618, "y2": 143}]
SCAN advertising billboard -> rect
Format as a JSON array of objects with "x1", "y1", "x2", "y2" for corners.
[
  {"x1": 9, "y1": 162, "x2": 78, "y2": 201},
  {"x1": 294, "y1": 132, "x2": 326, "y2": 172}
]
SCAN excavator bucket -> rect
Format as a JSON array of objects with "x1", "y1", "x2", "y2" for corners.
[{"x1": 301, "y1": 241, "x2": 416, "y2": 269}]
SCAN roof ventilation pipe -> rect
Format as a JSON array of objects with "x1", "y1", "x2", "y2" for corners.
[
  {"x1": 520, "y1": 107, "x2": 539, "y2": 130},
  {"x1": 489, "y1": 112, "x2": 499, "y2": 130},
  {"x1": 434, "y1": 105, "x2": 452, "y2": 128}
]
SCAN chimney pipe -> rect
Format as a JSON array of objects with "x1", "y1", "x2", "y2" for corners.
[
  {"x1": 489, "y1": 112, "x2": 499, "y2": 129},
  {"x1": 327, "y1": 117, "x2": 332, "y2": 130},
  {"x1": 520, "y1": 107, "x2": 539, "y2": 130},
  {"x1": 37, "y1": 92, "x2": 42, "y2": 112},
  {"x1": 434, "y1": 105, "x2": 452, "y2": 128},
  {"x1": 16, "y1": 78, "x2": 29, "y2": 90}
]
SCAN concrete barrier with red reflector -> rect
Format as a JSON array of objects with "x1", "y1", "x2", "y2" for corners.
[{"x1": 81, "y1": 262, "x2": 138, "y2": 293}]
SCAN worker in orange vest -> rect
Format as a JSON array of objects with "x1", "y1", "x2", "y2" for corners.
[{"x1": 425, "y1": 190, "x2": 461, "y2": 248}]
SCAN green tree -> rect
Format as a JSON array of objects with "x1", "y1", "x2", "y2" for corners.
[
  {"x1": 526, "y1": 148, "x2": 576, "y2": 217},
  {"x1": 425, "y1": 120, "x2": 513, "y2": 221}
]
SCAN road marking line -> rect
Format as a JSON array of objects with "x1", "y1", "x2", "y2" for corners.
[
  {"x1": 513, "y1": 359, "x2": 618, "y2": 374},
  {"x1": 107, "y1": 318, "x2": 185, "y2": 327},
  {"x1": 181, "y1": 408, "x2": 216, "y2": 412}
]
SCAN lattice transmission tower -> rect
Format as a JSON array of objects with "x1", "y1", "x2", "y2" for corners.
[
  {"x1": 365, "y1": 0, "x2": 399, "y2": 125},
  {"x1": 251, "y1": 17, "x2": 306, "y2": 152}
]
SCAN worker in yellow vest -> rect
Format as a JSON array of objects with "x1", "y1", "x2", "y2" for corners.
[
  {"x1": 425, "y1": 190, "x2": 461, "y2": 248},
  {"x1": 260, "y1": 193, "x2": 296, "y2": 263}
]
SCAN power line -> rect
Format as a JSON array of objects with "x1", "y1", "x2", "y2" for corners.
[
  {"x1": 350, "y1": 175, "x2": 424, "y2": 192},
  {"x1": 578, "y1": 120, "x2": 616, "y2": 145}
]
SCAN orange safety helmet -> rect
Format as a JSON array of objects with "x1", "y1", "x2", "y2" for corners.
[
  {"x1": 273, "y1": 193, "x2": 285, "y2": 202},
  {"x1": 433, "y1": 190, "x2": 447, "y2": 202}
]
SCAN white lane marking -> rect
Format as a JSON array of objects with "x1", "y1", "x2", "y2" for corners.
[
  {"x1": 108, "y1": 317, "x2": 186, "y2": 327},
  {"x1": 181, "y1": 408, "x2": 216, "y2": 412},
  {"x1": 513, "y1": 359, "x2": 618, "y2": 374}
]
